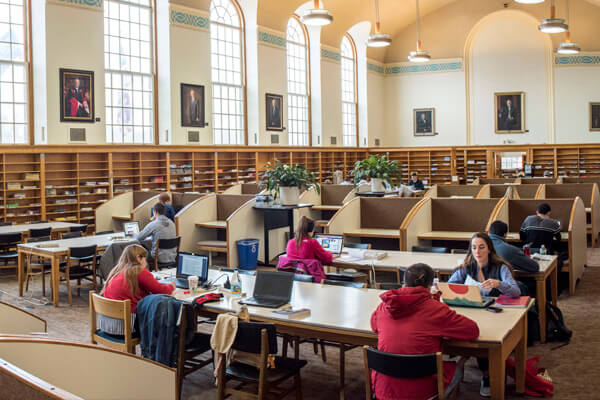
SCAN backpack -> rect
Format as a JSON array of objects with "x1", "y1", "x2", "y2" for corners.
[
  {"x1": 546, "y1": 302, "x2": 572, "y2": 343},
  {"x1": 506, "y1": 356, "x2": 554, "y2": 397}
]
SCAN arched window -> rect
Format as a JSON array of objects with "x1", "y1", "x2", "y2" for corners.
[
  {"x1": 341, "y1": 34, "x2": 357, "y2": 147},
  {"x1": 210, "y1": 0, "x2": 244, "y2": 145},
  {"x1": 286, "y1": 16, "x2": 309, "y2": 146},
  {"x1": 0, "y1": 0, "x2": 28, "y2": 143},
  {"x1": 104, "y1": 0, "x2": 154, "y2": 143}
]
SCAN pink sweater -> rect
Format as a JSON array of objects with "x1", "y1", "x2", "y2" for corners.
[{"x1": 286, "y1": 238, "x2": 333, "y2": 265}]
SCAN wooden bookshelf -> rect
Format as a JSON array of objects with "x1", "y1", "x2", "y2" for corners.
[
  {"x1": 430, "y1": 150, "x2": 452, "y2": 185},
  {"x1": 408, "y1": 151, "x2": 430, "y2": 186},
  {"x1": 141, "y1": 152, "x2": 167, "y2": 191},
  {"x1": 579, "y1": 147, "x2": 600, "y2": 177},
  {"x1": 216, "y1": 152, "x2": 237, "y2": 192},
  {"x1": 238, "y1": 152, "x2": 257, "y2": 184},
  {"x1": 112, "y1": 152, "x2": 141, "y2": 194},
  {"x1": 4, "y1": 154, "x2": 41, "y2": 224},
  {"x1": 169, "y1": 152, "x2": 193, "y2": 192},
  {"x1": 44, "y1": 153, "x2": 78, "y2": 224},
  {"x1": 193, "y1": 151, "x2": 216, "y2": 193},
  {"x1": 532, "y1": 148, "x2": 556, "y2": 177},
  {"x1": 464, "y1": 149, "x2": 488, "y2": 184},
  {"x1": 78, "y1": 153, "x2": 110, "y2": 232}
]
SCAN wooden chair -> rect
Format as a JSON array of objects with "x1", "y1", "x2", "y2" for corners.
[
  {"x1": 95, "y1": 230, "x2": 114, "y2": 235},
  {"x1": 217, "y1": 321, "x2": 306, "y2": 400},
  {"x1": 89, "y1": 291, "x2": 139, "y2": 354},
  {"x1": 31, "y1": 220, "x2": 49, "y2": 224},
  {"x1": 24, "y1": 236, "x2": 54, "y2": 296},
  {"x1": 345, "y1": 242, "x2": 372, "y2": 249},
  {"x1": 412, "y1": 245, "x2": 449, "y2": 253},
  {"x1": 60, "y1": 231, "x2": 82, "y2": 239},
  {"x1": 376, "y1": 282, "x2": 403, "y2": 290},
  {"x1": 70, "y1": 224, "x2": 88, "y2": 235},
  {"x1": 29, "y1": 227, "x2": 51, "y2": 238},
  {"x1": 0, "y1": 232, "x2": 21, "y2": 270},
  {"x1": 60, "y1": 245, "x2": 98, "y2": 306},
  {"x1": 176, "y1": 304, "x2": 213, "y2": 400},
  {"x1": 153, "y1": 237, "x2": 181, "y2": 271},
  {"x1": 363, "y1": 346, "x2": 462, "y2": 400}
]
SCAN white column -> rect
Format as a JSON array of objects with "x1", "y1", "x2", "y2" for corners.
[
  {"x1": 156, "y1": 0, "x2": 171, "y2": 144},
  {"x1": 31, "y1": 0, "x2": 47, "y2": 144},
  {"x1": 307, "y1": 25, "x2": 322, "y2": 146}
]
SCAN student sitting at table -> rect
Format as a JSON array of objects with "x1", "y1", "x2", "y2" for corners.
[
  {"x1": 370, "y1": 263, "x2": 479, "y2": 400},
  {"x1": 489, "y1": 220, "x2": 539, "y2": 273},
  {"x1": 448, "y1": 232, "x2": 520, "y2": 397},
  {"x1": 136, "y1": 202, "x2": 177, "y2": 265},
  {"x1": 150, "y1": 192, "x2": 176, "y2": 221},
  {"x1": 99, "y1": 244, "x2": 175, "y2": 334},
  {"x1": 519, "y1": 203, "x2": 561, "y2": 252},
  {"x1": 408, "y1": 172, "x2": 425, "y2": 191}
]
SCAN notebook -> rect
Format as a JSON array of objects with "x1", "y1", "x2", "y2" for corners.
[
  {"x1": 496, "y1": 295, "x2": 530, "y2": 308},
  {"x1": 437, "y1": 282, "x2": 495, "y2": 308},
  {"x1": 239, "y1": 270, "x2": 294, "y2": 308},
  {"x1": 314, "y1": 234, "x2": 344, "y2": 255}
]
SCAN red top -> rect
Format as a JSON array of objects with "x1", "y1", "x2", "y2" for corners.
[
  {"x1": 285, "y1": 237, "x2": 333, "y2": 265},
  {"x1": 370, "y1": 286, "x2": 479, "y2": 400},
  {"x1": 103, "y1": 268, "x2": 174, "y2": 313}
]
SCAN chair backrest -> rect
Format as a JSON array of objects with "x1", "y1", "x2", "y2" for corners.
[
  {"x1": 450, "y1": 249, "x2": 468, "y2": 254},
  {"x1": 293, "y1": 273, "x2": 314, "y2": 283},
  {"x1": 95, "y1": 230, "x2": 114, "y2": 235},
  {"x1": 0, "y1": 301, "x2": 47, "y2": 334},
  {"x1": 412, "y1": 246, "x2": 448, "y2": 254},
  {"x1": 26, "y1": 236, "x2": 51, "y2": 243},
  {"x1": 322, "y1": 279, "x2": 366, "y2": 288},
  {"x1": 232, "y1": 322, "x2": 278, "y2": 355},
  {"x1": 69, "y1": 245, "x2": 97, "y2": 259},
  {"x1": 376, "y1": 283, "x2": 402, "y2": 290},
  {"x1": 0, "y1": 233, "x2": 22, "y2": 245},
  {"x1": 365, "y1": 346, "x2": 440, "y2": 379},
  {"x1": 31, "y1": 220, "x2": 49, "y2": 224},
  {"x1": 61, "y1": 231, "x2": 82, "y2": 239},
  {"x1": 0, "y1": 221, "x2": 13, "y2": 226},
  {"x1": 70, "y1": 225, "x2": 88, "y2": 233},
  {"x1": 345, "y1": 242, "x2": 371, "y2": 249},
  {"x1": 157, "y1": 236, "x2": 181, "y2": 250},
  {"x1": 89, "y1": 291, "x2": 130, "y2": 320},
  {"x1": 29, "y1": 227, "x2": 51, "y2": 238}
]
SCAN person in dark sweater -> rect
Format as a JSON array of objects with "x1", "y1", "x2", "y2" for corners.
[
  {"x1": 489, "y1": 220, "x2": 539, "y2": 273},
  {"x1": 519, "y1": 203, "x2": 561, "y2": 252},
  {"x1": 408, "y1": 172, "x2": 425, "y2": 191}
]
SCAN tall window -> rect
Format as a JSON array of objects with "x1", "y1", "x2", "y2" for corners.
[
  {"x1": 104, "y1": 0, "x2": 154, "y2": 144},
  {"x1": 286, "y1": 17, "x2": 308, "y2": 146},
  {"x1": 210, "y1": 0, "x2": 244, "y2": 145},
  {"x1": 0, "y1": 0, "x2": 27, "y2": 144},
  {"x1": 341, "y1": 35, "x2": 357, "y2": 147}
]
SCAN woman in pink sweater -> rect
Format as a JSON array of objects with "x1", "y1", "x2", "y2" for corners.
[{"x1": 285, "y1": 216, "x2": 333, "y2": 265}]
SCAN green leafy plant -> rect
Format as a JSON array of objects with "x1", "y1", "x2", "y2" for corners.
[
  {"x1": 260, "y1": 160, "x2": 320, "y2": 199},
  {"x1": 351, "y1": 154, "x2": 400, "y2": 186}
]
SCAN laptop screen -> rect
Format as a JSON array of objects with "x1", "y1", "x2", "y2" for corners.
[
  {"x1": 123, "y1": 221, "x2": 140, "y2": 236},
  {"x1": 177, "y1": 253, "x2": 208, "y2": 281},
  {"x1": 315, "y1": 234, "x2": 344, "y2": 255},
  {"x1": 253, "y1": 270, "x2": 294, "y2": 300}
]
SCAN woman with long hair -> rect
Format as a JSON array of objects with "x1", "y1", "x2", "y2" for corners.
[{"x1": 285, "y1": 216, "x2": 333, "y2": 265}]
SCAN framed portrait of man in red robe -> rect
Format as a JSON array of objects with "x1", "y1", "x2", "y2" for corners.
[{"x1": 60, "y1": 68, "x2": 94, "y2": 123}]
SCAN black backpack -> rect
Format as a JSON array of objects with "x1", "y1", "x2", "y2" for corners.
[{"x1": 546, "y1": 302, "x2": 572, "y2": 343}]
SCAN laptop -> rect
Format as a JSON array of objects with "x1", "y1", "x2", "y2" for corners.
[
  {"x1": 240, "y1": 270, "x2": 294, "y2": 308},
  {"x1": 437, "y1": 282, "x2": 495, "y2": 308},
  {"x1": 315, "y1": 233, "x2": 344, "y2": 256},
  {"x1": 163, "y1": 253, "x2": 209, "y2": 289},
  {"x1": 123, "y1": 221, "x2": 140, "y2": 237}
]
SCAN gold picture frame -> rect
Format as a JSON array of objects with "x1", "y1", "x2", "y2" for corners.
[
  {"x1": 590, "y1": 102, "x2": 600, "y2": 132},
  {"x1": 494, "y1": 91, "x2": 525, "y2": 133},
  {"x1": 413, "y1": 108, "x2": 435, "y2": 136}
]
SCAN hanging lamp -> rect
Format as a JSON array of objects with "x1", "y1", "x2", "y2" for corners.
[
  {"x1": 539, "y1": 0, "x2": 568, "y2": 33},
  {"x1": 301, "y1": 0, "x2": 333, "y2": 26},
  {"x1": 557, "y1": 0, "x2": 580, "y2": 54},
  {"x1": 515, "y1": 0, "x2": 545, "y2": 4},
  {"x1": 408, "y1": 0, "x2": 430, "y2": 62},
  {"x1": 367, "y1": 0, "x2": 391, "y2": 47}
]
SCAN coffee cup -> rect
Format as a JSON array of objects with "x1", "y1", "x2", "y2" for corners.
[{"x1": 188, "y1": 275, "x2": 199, "y2": 294}]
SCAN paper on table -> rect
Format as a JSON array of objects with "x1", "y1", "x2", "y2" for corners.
[{"x1": 464, "y1": 274, "x2": 491, "y2": 296}]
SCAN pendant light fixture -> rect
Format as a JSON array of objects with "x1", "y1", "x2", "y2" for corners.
[
  {"x1": 408, "y1": 0, "x2": 430, "y2": 62},
  {"x1": 515, "y1": 0, "x2": 545, "y2": 3},
  {"x1": 557, "y1": 0, "x2": 580, "y2": 54},
  {"x1": 539, "y1": 0, "x2": 568, "y2": 33},
  {"x1": 367, "y1": 0, "x2": 391, "y2": 47},
  {"x1": 301, "y1": 0, "x2": 333, "y2": 26}
]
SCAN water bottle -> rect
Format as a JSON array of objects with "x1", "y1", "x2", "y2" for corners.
[
  {"x1": 431, "y1": 278, "x2": 439, "y2": 295},
  {"x1": 231, "y1": 269, "x2": 242, "y2": 294},
  {"x1": 540, "y1": 245, "x2": 547, "y2": 256}
]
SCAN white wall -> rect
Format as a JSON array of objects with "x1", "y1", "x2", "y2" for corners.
[
  {"x1": 257, "y1": 43, "x2": 287, "y2": 145},
  {"x1": 320, "y1": 54, "x2": 342, "y2": 146},
  {"x1": 367, "y1": 68, "x2": 384, "y2": 147},
  {"x1": 555, "y1": 64, "x2": 600, "y2": 143}
]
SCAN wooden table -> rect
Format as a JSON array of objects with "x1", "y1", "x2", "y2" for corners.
[
  {"x1": 0, "y1": 222, "x2": 85, "y2": 239},
  {"x1": 195, "y1": 220, "x2": 227, "y2": 229},
  {"x1": 311, "y1": 205, "x2": 342, "y2": 211},
  {"x1": 343, "y1": 228, "x2": 400, "y2": 239},
  {"x1": 505, "y1": 231, "x2": 569, "y2": 242},
  {"x1": 17, "y1": 233, "x2": 130, "y2": 306},
  {"x1": 170, "y1": 270, "x2": 528, "y2": 400},
  {"x1": 417, "y1": 231, "x2": 474, "y2": 241}
]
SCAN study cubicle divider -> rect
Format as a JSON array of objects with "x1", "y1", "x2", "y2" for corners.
[
  {"x1": 175, "y1": 194, "x2": 264, "y2": 268},
  {"x1": 170, "y1": 192, "x2": 206, "y2": 215},
  {"x1": 544, "y1": 183, "x2": 600, "y2": 247},
  {"x1": 222, "y1": 183, "x2": 263, "y2": 195},
  {"x1": 490, "y1": 198, "x2": 586, "y2": 295},
  {"x1": 0, "y1": 336, "x2": 176, "y2": 400},
  {"x1": 301, "y1": 184, "x2": 356, "y2": 222},
  {"x1": 472, "y1": 177, "x2": 520, "y2": 185},
  {"x1": 94, "y1": 191, "x2": 161, "y2": 233},
  {"x1": 425, "y1": 184, "x2": 490, "y2": 199},
  {"x1": 0, "y1": 302, "x2": 46, "y2": 335},
  {"x1": 520, "y1": 177, "x2": 557, "y2": 185},
  {"x1": 489, "y1": 184, "x2": 519, "y2": 199},
  {"x1": 513, "y1": 184, "x2": 544, "y2": 199},
  {"x1": 561, "y1": 177, "x2": 600, "y2": 185}
]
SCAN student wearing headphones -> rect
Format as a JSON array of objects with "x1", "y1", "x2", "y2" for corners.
[{"x1": 285, "y1": 216, "x2": 333, "y2": 265}]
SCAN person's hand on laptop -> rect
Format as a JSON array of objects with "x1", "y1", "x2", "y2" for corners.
[{"x1": 481, "y1": 279, "x2": 500, "y2": 290}]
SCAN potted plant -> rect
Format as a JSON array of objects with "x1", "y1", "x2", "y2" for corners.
[
  {"x1": 351, "y1": 154, "x2": 400, "y2": 192},
  {"x1": 261, "y1": 160, "x2": 320, "y2": 205}
]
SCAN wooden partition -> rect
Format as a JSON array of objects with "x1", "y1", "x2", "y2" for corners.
[
  {"x1": 176, "y1": 194, "x2": 218, "y2": 253},
  {"x1": 520, "y1": 177, "x2": 556, "y2": 184},
  {"x1": 94, "y1": 191, "x2": 161, "y2": 232},
  {"x1": 514, "y1": 184, "x2": 544, "y2": 199},
  {"x1": 491, "y1": 198, "x2": 586, "y2": 294},
  {"x1": 0, "y1": 302, "x2": 46, "y2": 335},
  {"x1": 489, "y1": 184, "x2": 518, "y2": 199},
  {"x1": 222, "y1": 183, "x2": 262, "y2": 195},
  {"x1": 0, "y1": 337, "x2": 176, "y2": 399},
  {"x1": 320, "y1": 184, "x2": 356, "y2": 205},
  {"x1": 427, "y1": 184, "x2": 489, "y2": 199},
  {"x1": 170, "y1": 192, "x2": 205, "y2": 215},
  {"x1": 474, "y1": 178, "x2": 520, "y2": 185},
  {"x1": 131, "y1": 195, "x2": 160, "y2": 229}
]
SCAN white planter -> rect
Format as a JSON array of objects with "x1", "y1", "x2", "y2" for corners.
[
  {"x1": 371, "y1": 178, "x2": 385, "y2": 192},
  {"x1": 279, "y1": 186, "x2": 300, "y2": 205}
]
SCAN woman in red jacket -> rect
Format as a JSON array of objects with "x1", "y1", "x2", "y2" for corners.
[
  {"x1": 370, "y1": 263, "x2": 480, "y2": 400},
  {"x1": 285, "y1": 216, "x2": 333, "y2": 265}
]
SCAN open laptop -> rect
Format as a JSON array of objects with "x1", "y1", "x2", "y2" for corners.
[
  {"x1": 315, "y1": 233, "x2": 344, "y2": 256},
  {"x1": 437, "y1": 282, "x2": 495, "y2": 308},
  {"x1": 240, "y1": 270, "x2": 294, "y2": 308},
  {"x1": 123, "y1": 221, "x2": 140, "y2": 237},
  {"x1": 162, "y1": 253, "x2": 209, "y2": 289}
]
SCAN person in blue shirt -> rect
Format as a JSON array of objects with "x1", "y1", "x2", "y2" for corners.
[
  {"x1": 150, "y1": 192, "x2": 175, "y2": 221},
  {"x1": 448, "y1": 232, "x2": 520, "y2": 397}
]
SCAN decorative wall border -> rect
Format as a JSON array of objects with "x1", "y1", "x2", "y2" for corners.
[
  {"x1": 384, "y1": 58, "x2": 463, "y2": 76},
  {"x1": 367, "y1": 60, "x2": 384, "y2": 75},
  {"x1": 48, "y1": 0, "x2": 102, "y2": 11},
  {"x1": 257, "y1": 27, "x2": 286, "y2": 50},
  {"x1": 554, "y1": 53, "x2": 600, "y2": 67},
  {"x1": 321, "y1": 45, "x2": 340, "y2": 63},
  {"x1": 169, "y1": 5, "x2": 209, "y2": 32}
]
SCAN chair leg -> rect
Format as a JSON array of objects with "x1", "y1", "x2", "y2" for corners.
[
  {"x1": 294, "y1": 337, "x2": 300, "y2": 359},
  {"x1": 313, "y1": 341, "x2": 318, "y2": 355},
  {"x1": 295, "y1": 372, "x2": 303, "y2": 400},
  {"x1": 320, "y1": 341, "x2": 327, "y2": 362},
  {"x1": 41, "y1": 269, "x2": 46, "y2": 297},
  {"x1": 77, "y1": 279, "x2": 81, "y2": 297},
  {"x1": 282, "y1": 336, "x2": 289, "y2": 358},
  {"x1": 66, "y1": 273, "x2": 72, "y2": 306},
  {"x1": 338, "y1": 345, "x2": 346, "y2": 400}
]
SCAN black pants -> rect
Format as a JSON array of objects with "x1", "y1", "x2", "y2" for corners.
[{"x1": 477, "y1": 357, "x2": 489, "y2": 373}]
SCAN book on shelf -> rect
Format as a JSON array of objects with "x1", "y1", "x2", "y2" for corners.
[
  {"x1": 271, "y1": 307, "x2": 311, "y2": 319},
  {"x1": 495, "y1": 295, "x2": 530, "y2": 308}
]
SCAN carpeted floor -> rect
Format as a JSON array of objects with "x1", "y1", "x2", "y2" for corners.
[{"x1": 1, "y1": 249, "x2": 598, "y2": 399}]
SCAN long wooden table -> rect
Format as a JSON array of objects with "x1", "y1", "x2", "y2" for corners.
[
  {"x1": 417, "y1": 231, "x2": 474, "y2": 241},
  {"x1": 0, "y1": 222, "x2": 85, "y2": 239},
  {"x1": 343, "y1": 228, "x2": 400, "y2": 239},
  {"x1": 505, "y1": 231, "x2": 569, "y2": 242},
  {"x1": 311, "y1": 205, "x2": 342, "y2": 211},
  {"x1": 168, "y1": 269, "x2": 528, "y2": 400},
  {"x1": 17, "y1": 233, "x2": 133, "y2": 306},
  {"x1": 332, "y1": 249, "x2": 557, "y2": 344}
]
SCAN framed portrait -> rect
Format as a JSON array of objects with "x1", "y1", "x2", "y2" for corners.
[
  {"x1": 495, "y1": 92, "x2": 525, "y2": 133},
  {"x1": 265, "y1": 93, "x2": 283, "y2": 131},
  {"x1": 180, "y1": 83, "x2": 205, "y2": 127},
  {"x1": 60, "y1": 68, "x2": 94, "y2": 123},
  {"x1": 590, "y1": 102, "x2": 600, "y2": 132},
  {"x1": 413, "y1": 108, "x2": 435, "y2": 136}
]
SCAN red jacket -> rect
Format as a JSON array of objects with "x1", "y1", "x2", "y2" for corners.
[
  {"x1": 285, "y1": 238, "x2": 333, "y2": 265},
  {"x1": 370, "y1": 286, "x2": 479, "y2": 400},
  {"x1": 103, "y1": 268, "x2": 174, "y2": 313}
]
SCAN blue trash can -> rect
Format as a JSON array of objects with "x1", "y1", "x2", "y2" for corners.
[{"x1": 237, "y1": 239, "x2": 259, "y2": 270}]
